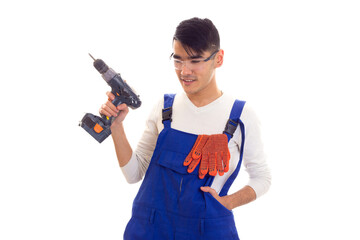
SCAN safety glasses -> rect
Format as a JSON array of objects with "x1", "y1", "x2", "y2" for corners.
[{"x1": 170, "y1": 50, "x2": 219, "y2": 71}]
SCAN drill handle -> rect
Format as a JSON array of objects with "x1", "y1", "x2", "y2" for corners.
[
  {"x1": 110, "y1": 92, "x2": 124, "y2": 107},
  {"x1": 100, "y1": 114, "x2": 113, "y2": 126},
  {"x1": 100, "y1": 95, "x2": 123, "y2": 126}
]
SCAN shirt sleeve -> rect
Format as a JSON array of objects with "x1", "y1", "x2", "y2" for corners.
[
  {"x1": 120, "y1": 98, "x2": 163, "y2": 184},
  {"x1": 241, "y1": 105, "x2": 272, "y2": 198}
]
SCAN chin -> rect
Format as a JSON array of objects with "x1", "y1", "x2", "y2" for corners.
[{"x1": 183, "y1": 88, "x2": 199, "y2": 96}]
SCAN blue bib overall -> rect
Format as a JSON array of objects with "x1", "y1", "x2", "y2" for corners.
[{"x1": 124, "y1": 94, "x2": 246, "y2": 240}]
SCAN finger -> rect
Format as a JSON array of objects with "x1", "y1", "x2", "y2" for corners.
[
  {"x1": 217, "y1": 152, "x2": 224, "y2": 176},
  {"x1": 199, "y1": 171, "x2": 206, "y2": 179},
  {"x1": 187, "y1": 157, "x2": 201, "y2": 173},
  {"x1": 209, "y1": 153, "x2": 217, "y2": 176},
  {"x1": 184, "y1": 136, "x2": 202, "y2": 166},
  {"x1": 192, "y1": 135, "x2": 209, "y2": 159},
  {"x1": 99, "y1": 108, "x2": 111, "y2": 117},
  {"x1": 200, "y1": 186, "x2": 219, "y2": 200},
  {"x1": 117, "y1": 103, "x2": 129, "y2": 112},
  {"x1": 201, "y1": 186, "x2": 230, "y2": 210},
  {"x1": 183, "y1": 155, "x2": 193, "y2": 167},
  {"x1": 105, "y1": 100, "x2": 120, "y2": 114},
  {"x1": 106, "y1": 101, "x2": 119, "y2": 114},
  {"x1": 106, "y1": 91, "x2": 115, "y2": 101},
  {"x1": 200, "y1": 152, "x2": 209, "y2": 175},
  {"x1": 223, "y1": 149, "x2": 230, "y2": 172},
  {"x1": 100, "y1": 103, "x2": 118, "y2": 117}
]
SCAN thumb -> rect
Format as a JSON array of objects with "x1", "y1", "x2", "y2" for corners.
[{"x1": 200, "y1": 186, "x2": 219, "y2": 199}]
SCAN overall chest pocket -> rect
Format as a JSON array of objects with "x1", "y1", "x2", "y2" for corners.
[{"x1": 156, "y1": 150, "x2": 197, "y2": 175}]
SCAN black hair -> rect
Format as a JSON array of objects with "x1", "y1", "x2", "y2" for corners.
[{"x1": 173, "y1": 17, "x2": 220, "y2": 56}]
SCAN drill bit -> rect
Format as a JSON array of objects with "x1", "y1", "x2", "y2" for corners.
[{"x1": 89, "y1": 53, "x2": 96, "y2": 61}]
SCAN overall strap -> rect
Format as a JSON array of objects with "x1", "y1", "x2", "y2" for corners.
[
  {"x1": 219, "y1": 100, "x2": 246, "y2": 197},
  {"x1": 162, "y1": 94, "x2": 176, "y2": 128},
  {"x1": 223, "y1": 100, "x2": 246, "y2": 142}
]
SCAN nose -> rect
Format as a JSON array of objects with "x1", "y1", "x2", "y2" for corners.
[{"x1": 181, "y1": 62, "x2": 193, "y2": 75}]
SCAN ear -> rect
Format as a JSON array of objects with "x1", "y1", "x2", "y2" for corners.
[{"x1": 215, "y1": 49, "x2": 224, "y2": 68}]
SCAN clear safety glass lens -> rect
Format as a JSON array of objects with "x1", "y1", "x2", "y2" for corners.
[
  {"x1": 173, "y1": 59, "x2": 204, "y2": 71},
  {"x1": 170, "y1": 50, "x2": 219, "y2": 71}
]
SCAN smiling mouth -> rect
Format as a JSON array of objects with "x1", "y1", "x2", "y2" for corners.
[{"x1": 181, "y1": 76, "x2": 196, "y2": 83}]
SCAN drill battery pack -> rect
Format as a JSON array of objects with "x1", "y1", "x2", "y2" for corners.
[{"x1": 80, "y1": 113, "x2": 112, "y2": 143}]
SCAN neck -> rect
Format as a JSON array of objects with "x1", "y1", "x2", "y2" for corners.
[{"x1": 187, "y1": 81, "x2": 222, "y2": 107}]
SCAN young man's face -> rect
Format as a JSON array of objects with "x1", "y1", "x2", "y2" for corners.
[{"x1": 172, "y1": 40, "x2": 223, "y2": 97}]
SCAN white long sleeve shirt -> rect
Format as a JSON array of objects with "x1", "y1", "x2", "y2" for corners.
[{"x1": 121, "y1": 92, "x2": 271, "y2": 198}]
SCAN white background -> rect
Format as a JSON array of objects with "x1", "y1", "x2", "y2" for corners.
[{"x1": 1, "y1": 0, "x2": 359, "y2": 239}]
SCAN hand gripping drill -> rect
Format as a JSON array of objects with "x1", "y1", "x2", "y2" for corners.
[{"x1": 79, "y1": 54, "x2": 141, "y2": 143}]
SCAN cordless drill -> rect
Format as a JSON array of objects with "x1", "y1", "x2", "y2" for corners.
[{"x1": 79, "y1": 54, "x2": 141, "y2": 143}]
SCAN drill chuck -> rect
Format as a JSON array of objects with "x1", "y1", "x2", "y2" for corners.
[
  {"x1": 93, "y1": 59, "x2": 109, "y2": 74},
  {"x1": 89, "y1": 53, "x2": 108, "y2": 73},
  {"x1": 89, "y1": 53, "x2": 116, "y2": 82}
]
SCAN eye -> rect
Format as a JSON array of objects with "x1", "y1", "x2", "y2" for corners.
[{"x1": 191, "y1": 60, "x2": 201, "y2": 64}]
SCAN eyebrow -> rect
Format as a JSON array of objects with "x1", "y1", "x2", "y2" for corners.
[{"x1": 172, "y1": 53, "x2": 203, "y2": 60}]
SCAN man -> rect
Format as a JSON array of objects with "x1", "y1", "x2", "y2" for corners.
[{"x1": 100, "y1": 17, "x2": 271, "y2": 240}]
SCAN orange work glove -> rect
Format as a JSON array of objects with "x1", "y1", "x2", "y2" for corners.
[
  {"x1": 184, "y1": 134, "x2": 230, "y2": 179},
  {"x1": 183, "y1": 135, "x2": 209, "y2": 174},
  {"x1": 200, "y1": 134, "x2": 230, "y2": 178}
]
